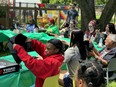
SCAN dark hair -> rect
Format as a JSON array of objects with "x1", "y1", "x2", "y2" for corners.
[
  {"x1": 70, "y1": 30, "x2": 87, "y2": 60},
  {"x1": 77, "y1": 61, "x2": 105, "y2": 87},
  {"x1": 107, "y1": 23, "x2": 116, "y2": 34},
  {"x1": 48, "y1": 39, "x2": 63, "y2": 54}
]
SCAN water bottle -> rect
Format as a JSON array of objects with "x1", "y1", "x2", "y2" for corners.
[
  {"x1": 34, "y1": 28, "x2": 36, "y2": 33},
  {"x1": 14, "y1": 24, "x2": 17, "y2": 29},
  {"x1": 90, "y1": 35, "x2": 95, "y2": 42},
  {"x1": 84, "y1": 34, "x2": 87, "y2": 40},
  {"x1": 98, "y1": 38, "x2": 103, "y2": 47}
]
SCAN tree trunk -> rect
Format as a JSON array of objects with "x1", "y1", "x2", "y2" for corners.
[
  {"x1": 77, "y1": 0, "x2": 96, "y2": 31},
  {"x1": 77, "y1": 0, "x2": 116, "y2": 31},
  {"x1": 97, "y1": 0, "x2": 116, "y2": 31}
]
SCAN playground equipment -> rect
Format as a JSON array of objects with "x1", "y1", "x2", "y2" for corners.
[
  {"x1": 37, "y1": 14, "x2": 49, "y2": 28},
  {"x1": 60, "y1": 6, "x2": 69, "y2": 20},
  {"x1": 0, "y1": 1, "x2": 71, "y2": 29}
]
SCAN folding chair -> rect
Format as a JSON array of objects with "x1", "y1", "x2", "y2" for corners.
[
  {"x1": 43, "y1": 74, "x2": 60, "y2": 87},
  {"x1": 73, "y1": 79, "x2": 75, "y2": 87},
  {"x1": 104, "y1": 58, "x2": 116, "y2": 87}
]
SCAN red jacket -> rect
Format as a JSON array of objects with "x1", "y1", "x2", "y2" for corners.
[{"x1": 14, "y1": 40, "x2": 64, "y2": 87}]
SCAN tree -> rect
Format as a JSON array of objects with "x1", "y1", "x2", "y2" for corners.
[
  {"x1": 40, "y1": 0, "x2": 49, "y2": 3},
  {"x1": 0, "y1": 9, "x2": 6, "y2": 18},
  {"x1": 96, "y1": 0, "x2": 108, "y2": 5},
  {"x1": 77, "y1": 0, "x2": 95, "y2": 31},
  {"x1": 97, "y1": 0, "x2": 116, "y2": 31},
  {"x1": 77, "y1": 0, "x2": 116, "y2": 31},
  {"x1": 40, "y1": 0, "x2": 71, "y2": 4}
]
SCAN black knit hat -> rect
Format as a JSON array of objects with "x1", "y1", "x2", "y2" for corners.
[
  {"x1": 15, "y1": 34, "x2": 27, "y2": 46},
  {"x1": 48, "y1": 39, "x2": 63, "y2": 54}
]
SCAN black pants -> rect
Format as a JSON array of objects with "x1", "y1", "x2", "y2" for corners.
[
  {"x1": 63, "y1": 75, "x2": 73, "y2": 87},
  {"x1": 0, "y1": 42, "x2": 3, "y2": 51}
]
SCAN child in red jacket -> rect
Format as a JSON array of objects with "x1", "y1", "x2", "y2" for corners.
[{"x1": 13, "y1": 34, "x2": 64, "y2": 87}]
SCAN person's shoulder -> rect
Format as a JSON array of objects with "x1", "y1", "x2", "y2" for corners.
[
  {"x1": 67, "y1": 10, "x2": 70, "y2": 14},
  {"x1": 65, "y1": 47, "x2": 76, "y2": 53},
  {"x1": 66, "y1": 10, "x2": 70, "y2": 12},
  {"x1": 65, "y1": 47, "x2": 73, "y2": 51},
  {"x1": 110, "y1": 47, "x2": 116, "y2": 52}
]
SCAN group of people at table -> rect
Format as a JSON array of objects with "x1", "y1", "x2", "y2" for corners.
[
  {"x1": 7, "y1": 19, "x2": 116, "y2": 87},
  {"x1": 1, "y1": 3, "x2": 116, "y2": 87}
]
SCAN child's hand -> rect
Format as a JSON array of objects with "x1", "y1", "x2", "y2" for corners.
[
  {"x1": 13, "y1": 44, "x2": 17, "y2": 49},
  {"x1": 25, "y1": 38, "x2": 32, "y2": 43}
]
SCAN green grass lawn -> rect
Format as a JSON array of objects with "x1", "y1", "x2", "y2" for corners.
[{"x1": 109, "y1": 81, "x2": 116, "y2": 87}]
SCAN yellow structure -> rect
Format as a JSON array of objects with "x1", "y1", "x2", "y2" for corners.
[
  {"x1": 37, "y1": 12, "x2": 58, "y2": 28},
  {"x1": 37, "y1": 14, "x2": 49, "y2": 28},
  {"x1": 43, "y1": 74, "x2": 60, "y2": 87}
]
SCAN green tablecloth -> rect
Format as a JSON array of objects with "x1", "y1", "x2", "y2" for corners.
[
  {"x1": 0, "y1": 30, "x2": 103, "y2": 51},
  {"x1": 0, "y1": 30, "x2": 16, "y2": 42},
  {"x1": 0, "y1": 51, "x2": 39, "y2": 87},
  {"x1": 93, "y1": 42, "x2": 105, "y2": 51},
  {"x1": 0, "y1": 30, "x2": 70, "y2": 44},
  {"x1": 0, "y1": 30, "x2": 104, "y2": 71}
]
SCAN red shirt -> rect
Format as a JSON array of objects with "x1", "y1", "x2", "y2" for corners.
[{"x1": 14, "y1": 40, "x2": 64, "y2": 87}]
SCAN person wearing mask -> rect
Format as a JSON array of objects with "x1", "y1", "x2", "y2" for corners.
[
  {"x1": 13, "y1": 34, "x2": 64, "y2": 87},
  {"x1": 75, "y1": 61, "x2": 105, "y2": 87},
  {"x1": 84, "y1": 20, "x2": 97, "y2": 42}
]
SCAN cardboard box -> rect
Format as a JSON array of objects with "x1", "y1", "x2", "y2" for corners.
[{"x1": 0, "y1": 59, "x2": 19, "y2": 75}]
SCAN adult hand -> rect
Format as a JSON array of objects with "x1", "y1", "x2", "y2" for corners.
[
  {"x1": 91, "y1": 50, "x2": 99, "y2": 59},
  {"x1": 95, "y1": 29, "x2": 100, "y2": 34},
  {"x1": 36, "y1": 55, "x2": 43, "y2": 60}
]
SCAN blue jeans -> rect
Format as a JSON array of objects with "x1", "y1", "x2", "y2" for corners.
[{"x1": 63, "y1": 74, "x2": 73, "y2": 87}]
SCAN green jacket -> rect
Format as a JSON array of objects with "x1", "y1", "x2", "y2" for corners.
[{"x1": 46, "y1": 25, "x2": 59, "y2": 35}]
